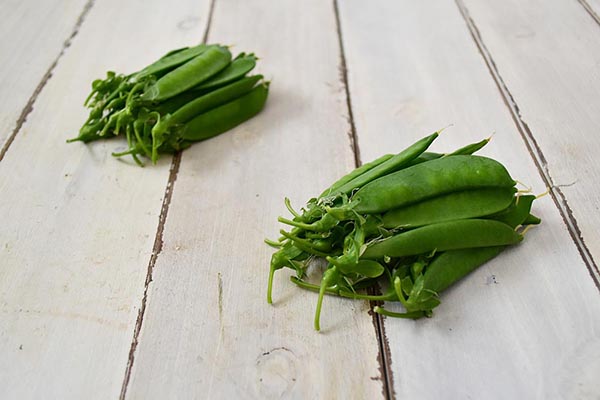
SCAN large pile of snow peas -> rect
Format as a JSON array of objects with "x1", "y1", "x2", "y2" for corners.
[
  {"x1": 68, "y1": 44, "x2": 268, "y2": 166},
  {"x1": 266, "y1": 132, "x2": 541, "y2": 331}
]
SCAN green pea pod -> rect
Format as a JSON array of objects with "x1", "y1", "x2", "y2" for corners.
[
  {"x1": 165, "y1": 75, "x2": 263, "y2": 126},
  {"x1": 489, "y1": 194, "x2": 536, "y2": 227},
  {"x1": 181, "y1": 83, "x2": 269, "y2": 141},
  {"x1": 405, "y1": 191, "x2": 540, "y2": 306},
  {"x1": 195, "y1": 53, "x2": 258, "y2": 90},
  {"x1": 352, "y1": 155, "x2": 516, "y2": 214},
  {"x1": 523, "y1": 213, "x2": 541, "y2": 225},
  {"x1": 150, "y1": 75, "x2": 264, "y2": 160},
  {"x1": 405, "y1": 137, "x2": 490, "y2": 167},
  {"x1": 142, "y1": 46, "x2": 232, "y2": 102},
  {"x1": 382, "y1": 187, "x2": 517, "y2": 229},
  {"x1": 362, "y1": 219, "x2": 522, "y2": 259},
  {"x1": 422, "y1": 246, "x2": 506, "y2": 294},
  {"x1": 320, "y1": 154, "x2": 394, "y2": 199},
  {"x1": 152, "y1": 90, "x2": 207, "y2": 116},
  {"x1": 334, "y1": 132, "x2": 439, "y2": 196},
  {"x1": 134, "y1": 44, "x2": 211, "y2": 80},
  {"x1": 444, "y1": 137, "x2": 490, "y2": 156}
]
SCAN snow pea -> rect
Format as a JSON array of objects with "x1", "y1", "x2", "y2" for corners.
[
  {"x1": 333, "y1": 132, "x2": 439, "y2": 196},
  {"x1": 382, "y1": 187, "x2": 516, "y2": 229},
  {"x1": 196, "y1": 53, "x2": 257, "y2": 90},
  {"x1": 180, "y1": 83, "x2": 269, "y2": 141},
  {"x1": 362, "y1": 219, "x2": 522, "y2": 259},
  {"x1": 489, "y1": 194, "x2": 537, "y2": 227},
  {"x1": 352, "y1": 155, "x2": 516, "y2": 214},
  {"x1": 142, "y1": 46, "x2": 232, "y2": 102},
  {"x1": 134, "y1": 44, "x2": 211, "y2": 80}
]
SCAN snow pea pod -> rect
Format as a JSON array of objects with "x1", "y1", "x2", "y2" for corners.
[
  {"x1": 489, "y1": 194, "x2": 537, "y2": 227},
  {"x1": 352, "y1": 155, "x2": 516, "y2": 214},
  {"x1": 319, "y1": 153, "x2": 393, "y2": 198},
  {"x1": 164, "y1": 75, "x2": 262, "y2": 126},
  {"x1": 333, "y1": 132, "x2": 439, "y2": 196},
  {"x1": 134, "y1": 44, "x2": 211, "y2": 80},
  {"x1": 405, "y1": 137, "x2": 490, "y2": 167},
  {"x1": 523, "y1": 214, "x2": 541, "y2": 225},
  {"x1": 181, "y1": 83, "x2": 269, "y2": 141},
  {"x1": 422, "y1": 246, "x2": 505, "y2": 293},
  {"x1": 142, "y1": 46, "x2": 232, "y2": 102},
  {"x1": 382, "y1": 187, "x2": 516, "y2": 229},
  {"x1": 196, "y1": 53, "x2": 257, "y2": 90},
  {"x1": 362, "y1": 219, "x2": 522, "y2": 259}
]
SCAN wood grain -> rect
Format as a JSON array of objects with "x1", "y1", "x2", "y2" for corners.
[
  {"x1": 459, "y1": 0, "x2": 600, "y2": 283},
  {"x1": 338, "y1": 0, "x2": 600, "y2": 398},
  {"x1": 0, "y1": 0, "x2": 89, "y2": 153},
  {"x1": 0, "y1": 0, "x2": 211, "y2": 398},
  {"x1": 125, "y1": 0, "x2": 384, "y2": 398}
]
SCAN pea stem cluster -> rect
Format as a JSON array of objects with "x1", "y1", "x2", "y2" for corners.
[
  {"x1": 68, "y1": 44, "x2": 269, "y2": 165},
  {"x1": 266, "y1": 133, "x2": 541, "y2": 331}
]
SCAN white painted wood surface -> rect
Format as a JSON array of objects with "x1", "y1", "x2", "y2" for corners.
[
  {"x1": 460, "y1": 0, "x2": 600, "y2": 281},
  {"x1": 0, "y1": 0, "x2": 88, "y2": 150},
  {"x1": 338, "y1": 0, "x2": 600, "y2": 398},
  {"x1": 1, "y1": 0, "x2": 600, "y2": 399},
  {"x1": 124, "y1": 1, "x2": 383, "y2": 398},
  {"x1": 0, "y1": 0, "x2": 211, "y2": 398}
]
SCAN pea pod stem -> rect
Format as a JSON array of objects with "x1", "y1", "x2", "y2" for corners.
[
  {"x1": 279, "y1": 230, "x2": 331, "y2": 257},
  {"x1": 315, "y1": 265, "x2": 339, "y2": 331},
  {"x1": 373, "y1": 306, "x2": 427, "y2": 319},
  {"x1": 291, "y1": 276, "x2": 396, "y2": 301},
  {"x1": 267, "y1": 265, "x2": 276, "y2": 304}
]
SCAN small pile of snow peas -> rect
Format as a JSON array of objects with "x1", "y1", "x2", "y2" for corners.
[
  {"x1": 68, "y1": 44, "x2": 269, "y2": 165},
  {"x1": 266, "y1": 132, "x2": 541, "y2": 331}
]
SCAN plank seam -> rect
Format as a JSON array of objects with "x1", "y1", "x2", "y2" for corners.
[
  {"x1": 119, "y1": 1, "x2": 217, "y2": 397},
  {"x1": 119, "y1": 153, "x2": 182, "y2": 399},
  {"x1": 455, "y1": 0, "x2": 600, "y2": 291},
  {"x1": 333, "y1": 0, "x2": 361, "y2": 168},
  {"x1": 575, "y1": 0, "x2": 600, "y2": 26},
  {"x1": 333, "y1": 1, "x2": 395, "y2": 399},
  {"x1": 0, "y1": 0, "x2": 95, "y2": 163}
]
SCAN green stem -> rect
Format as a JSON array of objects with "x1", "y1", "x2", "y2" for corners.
[
  {"x1": 314, "y1": 265, "x2": 339, "y2": 331},
  {"x1": 267, "y1": 264, "x2": 276, "y2": 304},
  {"x1": 373, "y1": 306, "x2": 426, "y2": 319},
  {"x1": 278, "y1": 230, "x2": 330, "y2": 257}
]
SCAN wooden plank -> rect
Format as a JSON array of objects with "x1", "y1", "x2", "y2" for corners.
[
  {"x1": 0, "y1": 0, "x2": 89, "y2": 152},
  {"x1": 458, "y1": 0, "x2": 600, "y2": 282},
  {"x1": 338, "y1": 0, "x2": 600, "y2": 398},
  {"x1": 125, "y1": 0, "x2": 384, "y2": 398},
  {"x1": 0, "y1": 1, "x2": 211, "y2": 398}
]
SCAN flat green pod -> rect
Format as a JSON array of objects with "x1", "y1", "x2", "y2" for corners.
[
  {"x1": 362, "y1": 219, "x2": 522, "y2": 259},
  {"x1": 382, "y1": 187, "x2": 516, "y2": 229}
]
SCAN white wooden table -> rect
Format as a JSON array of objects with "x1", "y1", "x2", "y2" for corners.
[{"x1": 2, "y1": 1, "x2": 600, "y2": 398}]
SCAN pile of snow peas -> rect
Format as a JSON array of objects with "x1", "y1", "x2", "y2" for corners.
[
  {"x1": 68, "y1": 44, "x2": 269, "y2": 165},
  {"x1": 266, "y1": 132, "x2": 541, "y2": 331}
]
